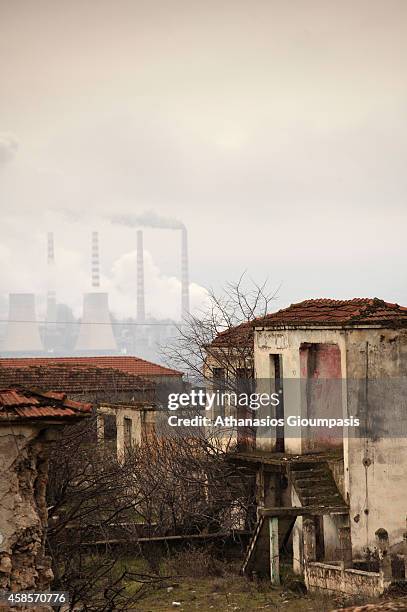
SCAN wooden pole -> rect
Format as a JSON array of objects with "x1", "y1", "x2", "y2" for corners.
[{"x1": 269, "y1": 517, "x2": 280, "y2": 585}]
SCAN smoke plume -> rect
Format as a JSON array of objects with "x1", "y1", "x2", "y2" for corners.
[{"x1": 111, "y1": 210, "x2": 184, "y2": 230}]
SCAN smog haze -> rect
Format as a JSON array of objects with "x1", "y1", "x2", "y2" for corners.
[{"x1": 1, "y1": 0, "x2": 407, "y2": 321}]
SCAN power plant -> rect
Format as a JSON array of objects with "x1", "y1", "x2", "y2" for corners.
[
  {"x1": 0, "y1": 223, "x2": 191, "y2": 360},
  {"x1": 75, "y1": 231, "x2": 117, "y2": 354},
  {"x1": 2, "y1": 293, "x2": 43, "y2": 353}
]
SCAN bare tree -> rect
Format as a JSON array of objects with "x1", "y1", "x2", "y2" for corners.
[
  {"x1": 46, "y1": 417, "x2": 172, "y2": 611},
  {"x1": 162, "y1": 273, "x2": 278, "y2": 384},
  {"x1": 46, "y1": 416, "x2": 256, "y2": 609},
  {"x1": 44, "y1": 278, "x2": 275, "y2": 608},
  {"x1": 127, "y1": 429, "x2": 256, "y2": 538}
]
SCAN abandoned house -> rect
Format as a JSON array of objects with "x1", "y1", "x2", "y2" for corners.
[
  {"x1": 0, "y1": 363, "x2": 158, "y2": 459},
  {"x1": 0, "y1": 386, "x2": 91, "y2": 594},
  {"x1": 210, "y1": 298, "x2": 407, "y2": 597}
]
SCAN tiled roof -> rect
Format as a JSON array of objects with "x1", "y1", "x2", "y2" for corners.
[
  {"x1": 0, "y1": 365, "x2": 155, "y2": 393},
  {"x1": 210, "y1": 322, "x2": 254, "y2": 349},
  {"x1": 254, "y1": 298, "x2": 407, "y2": 328},
  {"x1": 0, "y1": 386, "x2": 92, "y2": 422},
  {"x1": 0, "y1": 356, "x2": 182, "y2": 378}
]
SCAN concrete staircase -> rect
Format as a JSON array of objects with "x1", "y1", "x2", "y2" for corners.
[
  {"x1": 241, "y1": 459, "x2": 348, "y2": 578},
  {"x1": 289, "y1": 460, "x2": 347, "y2": 509}
]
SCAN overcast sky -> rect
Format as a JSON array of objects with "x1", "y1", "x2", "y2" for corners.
[{"x1": 1, "y1": 0, "x2": 407, "y2": 320}]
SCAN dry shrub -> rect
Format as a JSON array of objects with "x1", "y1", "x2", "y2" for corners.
[{"x1": 166, "y1": 547, "x2": 225, "y2": 578}]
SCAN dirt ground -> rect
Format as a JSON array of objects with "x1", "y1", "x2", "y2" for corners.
[
  {"x1": 130, "y1": 574, "x2": 380, "y2": 611},
  {"x1": 119, "y1": 553, "x2": 407, "y2": 612}
]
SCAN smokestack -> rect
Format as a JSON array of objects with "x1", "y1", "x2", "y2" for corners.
[
  {"x1": 75, "y1": 292, "x2": 117, "y2": 353},
  {"x1": 91, "y1": 231, "x2": 100, "y2": 288},
  {"x1": 75, "y1": 232, "x2": 117, "y2": 353},
  {"x1": 45, "y1": 232, "x2": 57, "y2": 352},
  {"x1": 181, "y1": 226, "x2": 190, "y2": 319},
  {"x1": 137, "y1": 230, "x2": 146, "y2": 321},
  {"x1": 2, "y1": 293, "x2": 43, "y2": 353},
  {"x1": 46, "y1": 232, "x2": 57, "y2": 323}
]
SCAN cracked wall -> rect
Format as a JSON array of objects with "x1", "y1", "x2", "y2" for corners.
[{"x1": 0, "y1": 425, "x2": 53, "y2": 594}]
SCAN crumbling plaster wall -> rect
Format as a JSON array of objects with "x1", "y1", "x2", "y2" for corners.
[
  {"x1": 97, "y1": 404, "x2": 144, "y2": 459},
  {"x1": 254, "y1": 327, "x2": 347, "y2": 456},
  {"x1": 0, "y1": 425, "x2": 53, "y2": 593},
  {"x1": 305, "y1": 562, "x2": 387, "y2": 598},
  {"x1": 346, "y1": 328, "x2": 407, "y2": 555},
  {"x1": 254, "y1": 325, "x2": 407, "y2": 558}
]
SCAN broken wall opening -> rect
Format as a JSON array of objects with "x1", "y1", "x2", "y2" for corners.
[{"x1": 299, "y1": 343, "x2": 343, "y2": 453}]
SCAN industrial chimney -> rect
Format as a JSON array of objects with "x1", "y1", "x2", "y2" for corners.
[
  {"x1": 137, "y1": 230, "x2": 146, "y2": 321},
  {"x1": 2, "y1": 293, "x2": 44, "y2": 353},
  {"x1": 75, "y1": 231, "x2": 117, "y2": 353},
  {"x1": 45, "y1": 232, "x2": 57, "y2": 350},
  {"x1": 91, "y1": 230, "x2": 100, "y2": 288},
  {"x1": 181, "y1": 226, "x2": 190, "y2": 319}
]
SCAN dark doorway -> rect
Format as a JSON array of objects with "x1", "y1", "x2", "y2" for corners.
[{"x1": 270, "y1": 354, "x2": 285, "y2": 452}]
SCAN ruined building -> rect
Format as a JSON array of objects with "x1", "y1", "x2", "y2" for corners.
[
  {"x1": 210, "y1": 298, "x2": 407, "y2": 598},
  {"x1": 0, "y1": 387, "x2": 91, "y2": 594},
  {"x1": 0, "y1": 362, "x2": 164, "y2": 460}
]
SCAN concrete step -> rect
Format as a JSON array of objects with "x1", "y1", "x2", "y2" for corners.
[
  {"x1": 301, "y1": 493, "x2": 344, "y2": 507},
  {"x1": 295, "y1": 484, "x2": 339, "y2": 496},
  {"x1": 294, "y1": 476, "x2": 334, "y2": 487},
  {"x1": 290, "y1": 461, "x2": 346, "y2": 509},
  {"x1": 291, "y1": 469, "x2": 327, "y2": 479},
  {"x1": 290, "y1": 461, "x2": 325, "y2": 470}
]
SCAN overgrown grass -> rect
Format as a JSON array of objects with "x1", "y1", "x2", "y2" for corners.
[{"x1": 112, "y1": 552, "x2": 368, "y2": 611}]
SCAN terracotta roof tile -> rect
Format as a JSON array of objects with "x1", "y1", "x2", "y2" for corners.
[
  {"x1": 0, "y1": 365, "x2": 155, "y2": 394},
  {"x1": 207, "y1": 298, "x2": 407, "y2": 349},
  {"x1": 255, "y1": 298, "x2": 407, "y2": 328},
  {"x1": 0, "y1": 386, "x2": 92, "y2": 422},
  {"x1": 0, "y1": 356, "x2": 182, "y2": 378},
  {"x1": 210, "y1": 322, "x2": 254, "y2": 349}
]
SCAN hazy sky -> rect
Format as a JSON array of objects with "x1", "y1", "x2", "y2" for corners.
[{"x1": 1, "y1": 0, "x2": 407, "y2": 320}]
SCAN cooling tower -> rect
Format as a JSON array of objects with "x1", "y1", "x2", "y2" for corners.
[
  {"x1": 3, "y1": 293, "x2": 44, "y2": 353},
  {"x1": 137, "y1": 230, "x2": 146, "y2": 321},
  {"x1": 75, "y1": 232, "x2": 116, "y2": 352},
  {"x1": 75, "y1": 292, "x2": 117, "y2": 352},
  {"x1": 181, "y1": 226, "x2": 190, "y2": 318}
]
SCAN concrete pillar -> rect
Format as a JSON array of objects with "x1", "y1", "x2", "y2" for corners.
[
  {"x1": 303, "y1": 517, "x2": 317, "y2": 563},
  {"x1": 375, "y1": 528, "x2": 392, "y2": 581},
  {"x1": 96, "y1": 414, "x2": 104, "y2": 442},
  {"x1": 338, "y1": 526, "x2": 353, "y2": 569},
  {"x1": 269, "y1": 517, "x2": 280, "y2": 585}
]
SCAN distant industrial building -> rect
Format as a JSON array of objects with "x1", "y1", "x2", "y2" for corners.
[{"x1": 0, "y1": 226, "x2": 190, "y2": 362}]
